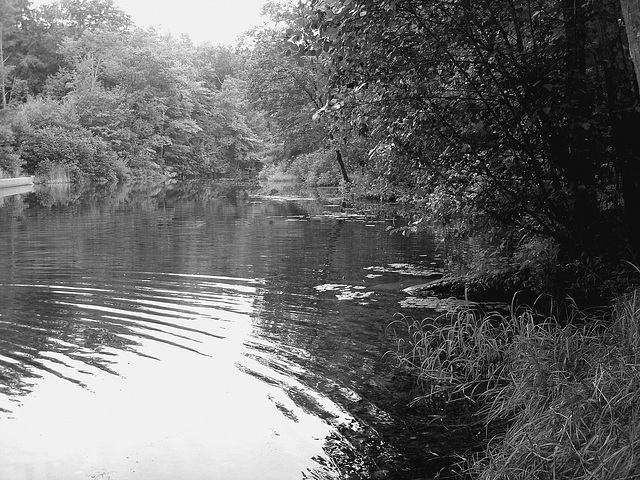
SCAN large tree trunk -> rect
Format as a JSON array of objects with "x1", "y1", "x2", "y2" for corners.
[{"x1": 621, "y1": 0, "x2": 640, "y2": 91}]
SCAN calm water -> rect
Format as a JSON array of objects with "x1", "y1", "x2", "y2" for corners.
[{"x1": 0, "y1": 181, "x2": 446, "y2": 480}]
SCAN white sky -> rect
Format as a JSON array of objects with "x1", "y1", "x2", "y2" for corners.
[{"x1": 31, "y1": 0, "x2": 273, "y2": 45}]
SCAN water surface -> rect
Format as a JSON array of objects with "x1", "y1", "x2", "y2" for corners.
[{"x1": 0, "y1": 181, "x2": 444, "y2": 479}]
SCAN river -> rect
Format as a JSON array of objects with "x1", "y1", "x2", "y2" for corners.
[{"x1": 0, "y1": 181, "x2": 455, "y2": 480}]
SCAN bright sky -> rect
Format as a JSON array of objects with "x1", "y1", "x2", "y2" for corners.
[{"x1": 31, "y1": 0, "x2": 273, "y2": 45}]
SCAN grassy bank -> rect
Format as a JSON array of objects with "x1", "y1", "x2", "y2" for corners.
[{"x1": 390, "y1": 290, "x2": 640, "y2": 479}]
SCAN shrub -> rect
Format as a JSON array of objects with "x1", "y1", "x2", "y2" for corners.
[
  {"x1": 0, "y1": 124, "x2": 23, "y2": 177},
  {"x1": 19, "y1": 125, "x2": 130, "y2": 183},
  {"x1": 11, "y1": 97, "x2": 80, "y2": 132},
  {"x1": 258, "y1": 163, "x2": 298, "y2": 183},
  {"x1": 20, "y1": 125, "x2": 92, "y2": 176},
  {"x1": 258, "y1": 148, "x2": 343, "y2": 187},
  {"x1": 288, "y1": 149, "x2": 341, "y2": 186},
  {"x1": 127, "y1": 153, "x2": 165, "y2": 179}
]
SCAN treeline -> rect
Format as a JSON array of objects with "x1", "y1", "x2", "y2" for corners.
[{"x1": 0, "y1": 0, "x2": 264, "y2": 183}]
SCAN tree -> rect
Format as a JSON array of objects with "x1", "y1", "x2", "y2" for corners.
[
  {"x1": 112, "y1": 30, "x2": 203, "y2": 172},
  {"x1": 296, "y1": 0, "x2": 640, "y2": 260},
  {"x1": 0, "y1": 0, "x2": 30, "y2": 108},
  {"x1": 0, "y1": 0, "x2": 263, "y2": 181},
  {"x1": 37, "y1": 0, "x2": 131, "y2": 36},
  {"x1": 620, "y1": 0, "x2": 640, "y2": 90},
  {"x1": 246, "y1": 1, "x2": 352, "y2": 183},
  {"x1": 195, "y1": 43, "x2": 244, "y2": 91},
  {"x1": 0, "y1": 0, "x2": 133, "y2": 105}
]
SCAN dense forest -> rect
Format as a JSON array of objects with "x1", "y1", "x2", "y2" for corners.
[{"x1": 0, "y1": 0, "x2": 267, "y2": 182}]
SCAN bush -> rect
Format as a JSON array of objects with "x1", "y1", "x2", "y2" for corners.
[
  {"x1": 127, "y1": 154, "x2": 165, "y2": 179},
  {"x1": 258, "y1": 163, "x2": 298, "y2": 183},
  {"x1": 9, "y1": 97, "x2": 132, "y2": 183},
  {"x1": 19, "y1": 125, "x2": 130, "y2": 183},
  {"x1": 258, "y1": 148, "x2": 343, "y2": 187},
  {"x1": 0, "y1": 124, "x2": 23, "y2": 177},
  {"x1": 288, "y1": 149, "x2": 341, "y2": 186},
  {"x1": 11, "y1": 97, "x2": 80, "y2": 132}
]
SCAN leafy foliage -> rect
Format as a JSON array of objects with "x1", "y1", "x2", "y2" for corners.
[
  {"x1": 244, "y1": 1, "x2": 359, "y2": 184},
  {"x1": 0, "y1": 0, "x2": 265, "y2": 182},
  {"x1": 293, "y1": 0, "x2": 640, "y2": 260}
]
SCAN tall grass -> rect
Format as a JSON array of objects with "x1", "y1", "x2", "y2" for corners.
[
  {"x1": 390, "y1": 290, "x2": 640, "y2": 479},
  {"x1": 34, "y1": 161, "x2": 71, "y2": 184}
]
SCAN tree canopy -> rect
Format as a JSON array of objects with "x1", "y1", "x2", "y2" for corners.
[
  {"x1": 0, "y1": 0, "x2": 264, "y2": 181},
  {"x1": 284, "y1": 0, "x2": 640, "y2": 262}
]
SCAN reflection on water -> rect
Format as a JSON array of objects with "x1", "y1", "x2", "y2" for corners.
[
  {"x1": 0, "y1": 183, "x2": 34, "y2": 201},
  {"x1": 0, "y1": 181, "x2": 444, "y2": 479}
]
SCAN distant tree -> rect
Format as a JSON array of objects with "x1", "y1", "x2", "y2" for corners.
[
  {"x1": 195, "y1": 44, "x2": 244, "y2": 91},
  {"x1": 37, "y1": 0, "x2": 131, "y2": 35},
  {"x1": 0, "y1": 0, "x2": 263, "y2": 181},
  {"x1": 246, "y1": 1, "x2": 352, "y2": 183},
  {"x1": 0, "y1": 0, "x2": 131, "y2": 102},
  {"x1": 0, "y1": 0, "x2": 30, "y2": 107}
]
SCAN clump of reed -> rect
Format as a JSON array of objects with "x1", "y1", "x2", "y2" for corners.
[
  {"x1": 34, "y1": 160, "x2": 72, "y2": 184},
  {"x1": 390, "y1": 289, "x2": 640, "y2": 479}
]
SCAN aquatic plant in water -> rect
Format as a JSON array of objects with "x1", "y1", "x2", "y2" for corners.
[
  {"x1": 364, "y1": 263, "x2": 442, "y2": 277},
  {"x1": 315, "y1": 284, "x2": 375, "y2": 302}
]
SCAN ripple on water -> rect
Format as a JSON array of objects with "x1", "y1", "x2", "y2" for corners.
[
  {"x1": 0, "y1": 188, "x2": 447, "y2": 479},
  {"x1": 0, "y1": 272, "x2": 349, "y2": 479}
]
